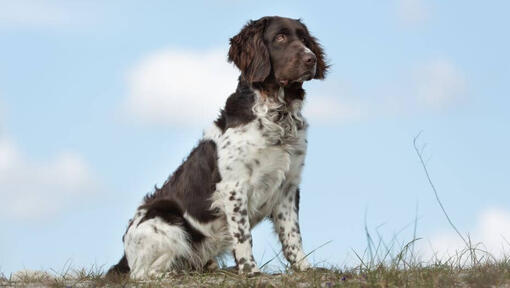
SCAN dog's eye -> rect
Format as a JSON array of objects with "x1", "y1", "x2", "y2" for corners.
[{"x1": 275, "y1": 34, "x2": 286, "y2": 42}]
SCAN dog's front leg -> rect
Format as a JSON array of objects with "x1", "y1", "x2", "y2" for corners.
[
  {"x1": 272, "y1": 186, "x2": 311, "y2": 271},
  {"x1": 218, "y1": 181, "x2": 259, "y2": 275}
]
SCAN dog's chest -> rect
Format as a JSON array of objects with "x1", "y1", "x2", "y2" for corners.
[{"x1": 215, "y1": 98, "x2": 307, "y2": 225}]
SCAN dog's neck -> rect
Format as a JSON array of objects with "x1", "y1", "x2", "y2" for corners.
[{"x1": 247, "y1": 75, "x2": 305, "y2": 104}]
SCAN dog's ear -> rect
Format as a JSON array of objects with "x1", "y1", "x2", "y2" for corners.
[
  {"x1": 228, "y1": 18, "x2": 271, "y2": 83},
  {"x1": 300, "y1": 21, "x2": 329, "y2": 79},
  {"x1": 308, "y1": 36, "x2": 328, "y2": 79}
]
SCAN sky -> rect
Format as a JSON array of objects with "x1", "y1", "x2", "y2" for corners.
[{"x1": 1, "y1": 0, "x2": 510, "y2": 275}]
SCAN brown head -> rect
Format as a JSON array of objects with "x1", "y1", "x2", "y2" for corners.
[{"x1": 228, "y1": 16, "x2": 328, "y2": 87}]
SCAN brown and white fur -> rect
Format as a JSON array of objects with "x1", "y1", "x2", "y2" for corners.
[{"x1": 106, "y1": 16, "x2": 328, "y2": 279}]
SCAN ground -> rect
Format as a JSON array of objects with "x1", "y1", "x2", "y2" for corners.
[{"x1": 3, "y1": 262, "x2": 510, "y2": 288}]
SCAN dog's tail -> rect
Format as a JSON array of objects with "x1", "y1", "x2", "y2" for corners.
[{"x1": 105, "y1": 254, "x2": 130, "y2": 278}]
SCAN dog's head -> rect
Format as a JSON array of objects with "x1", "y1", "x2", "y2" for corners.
[{"x1": 228, "y1": 16, "x2": 328, "y2": 86}]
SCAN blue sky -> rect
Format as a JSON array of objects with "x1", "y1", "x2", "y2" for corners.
[{"x1": 1, "y1": 0, "x2": 510, "y2": 275}]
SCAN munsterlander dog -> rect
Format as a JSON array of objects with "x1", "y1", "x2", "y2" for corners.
[{"x1": 107, "y1": 16, "x2": 328, "y2": 279}]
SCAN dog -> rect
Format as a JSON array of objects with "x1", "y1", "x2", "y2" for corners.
[{"x1": 107, "y1": 16, "x2": 328, "y2": 279}]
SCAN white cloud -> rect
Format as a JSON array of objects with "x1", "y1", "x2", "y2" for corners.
[
  {"x1": 125, "y1": 48, "x2": 238, "y2": 127},
  {"x1": 414, "y1": 59, "x2": 467, "y2": 109},
  {"x1": 0, "y1": 0, "x2": 96, "y2": 29},
  {"x1": 124, "y1": 47, "x2": 466, "y2": 127},
  {"x1": 304, "y1": 81, "x2": 365, "y2": 125},
  {"x1": 0, "y1": 137, "x2": 100, "y2": 221},
  {"x1": 364, "y1": 59, "x2": 467, "y2": 117},
  {"x1": 419, "y1": 208, "x2": 510, "y2": 261},
  {"x1": 396, "y1": 0, "x2": 430, "y2": 25},
  {"x1": 125, "y1": 48, "x2": 366, "y2": 127},
  {"x1": 304, "y1": 95, "x2": 363, "y2": 124},
  {"x1": 302, "y1": 58, "x2": 467, "y2": 124}
]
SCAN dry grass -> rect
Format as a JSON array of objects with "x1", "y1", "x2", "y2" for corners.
[
  {"x1": 2, "y1": 255, "x2": 510, "y2": 288},
  {"x1": 3, "y1": 207, "x2": 510, "y2": 287},
  {"x1": 4, "y1": 210, "x2": 508, "y2": 287}
]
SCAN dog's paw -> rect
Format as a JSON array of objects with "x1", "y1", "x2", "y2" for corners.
[
  {"x1": 246, "y1": 271, "x2": 262, "y2": 277},
  {"x1": 292, "y1": 260, "x2": 311, "y2": 272},
  {"x1": 203, "y1": 259, "x2": 219, "y2": 272},
  {"x1": 237, "y1": 262, "x2": 260, "y2": 276}
]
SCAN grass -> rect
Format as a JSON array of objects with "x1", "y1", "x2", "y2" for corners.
[
  {"x1": 3, "y1": 257, "x2": 510, "y2": 288},
  {"x1": 4, "y1": 233, "x2": 510, "y2": 288}
]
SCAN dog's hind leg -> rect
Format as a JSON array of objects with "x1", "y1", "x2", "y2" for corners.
[{"x1": 123, "y1": 208, "x2": 195, "y2": 279}]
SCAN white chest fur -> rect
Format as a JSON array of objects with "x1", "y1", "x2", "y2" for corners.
[{"x1": 208, "y1": 88, "x2": 308, "y2": 227}]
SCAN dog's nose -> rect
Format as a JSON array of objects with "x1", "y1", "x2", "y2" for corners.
[{"x1": 303, "y1": 53, "x2": 316, "y2": 67}]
